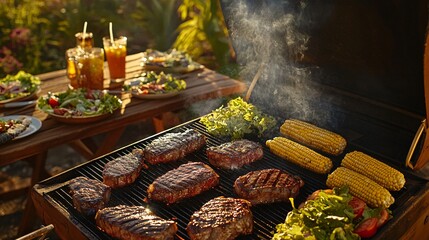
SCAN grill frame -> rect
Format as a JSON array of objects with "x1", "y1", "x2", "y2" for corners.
[{"x1": 34, "y1": 118, "x2": 427, "y2": 240}]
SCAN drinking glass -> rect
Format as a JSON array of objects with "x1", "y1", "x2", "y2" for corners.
[
  {"x1": 74, "y1": 47, "x2": 105, "y2": 89},
  {"x1": 103, "y1": 36, "x2": 127, "y2": 82}
]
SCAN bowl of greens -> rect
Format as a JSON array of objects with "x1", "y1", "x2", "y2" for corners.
[
  {"x1": 37, "y1": 88, "x2": 122, "y2": 124},
  {"x1": 0, "y1": 71, "x2": 41, "y2": 106},
  {"x1": 126, "y1": 71, "x2": 187, "y2": 100}
]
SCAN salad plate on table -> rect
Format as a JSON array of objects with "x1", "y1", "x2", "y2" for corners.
[
  {"x1": 37, "y1": 88, "x2": 122, "y2": 124},
  {"x1": 126, "y1": 71, "x2": 186, "y2": 100},
  {"x1": 0, "y1": 115, "x2": 42, "y2": 144},
  {"x1": 0, "y1": 71, "x2": 41, "y2": 107},
  {"x1": 141, "y1": 49, "x2": 204, "y2": 73}
]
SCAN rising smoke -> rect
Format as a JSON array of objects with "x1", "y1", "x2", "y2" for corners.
[{"x1": 222, "y1": 0, "x2": 334, "y2": 126}]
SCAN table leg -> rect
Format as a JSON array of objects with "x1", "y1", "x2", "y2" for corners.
[
  {"x1": 69, "y1": 140, "x2": 95, "y2": 160},
  {"x1": 152, "y1": 112, "x2": 181, "y2": 133},
  {"x1": 68, "y1": 126, "x2": 126, "y2": 160},
  {"x1": 18, "y1": 152, "x2": 48, "y2": 236},
  {"x1": 152, "y1": 116, "x2": 165, "y2": 133},
  {"x1": 94, "y1": 126, "x2": 126, "y2": 157}
]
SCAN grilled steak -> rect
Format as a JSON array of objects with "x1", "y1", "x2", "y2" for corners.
[
  {"x1": 147, "y1": 162, "x2": 219, "y2": 204},
  {"x1": 102, "y1": 148, "x2": 145, "y2": 188},
  {"x1": 187, "y1": 196, "x2": 253, "y2": 240},
  {"x1": 206, "y1": 139, "x2": 263, "y2": 169},
  {"x1": 95, "y1": 205, "x2": 178, "y2": 240},
  {"x1": 69, "y1": 176, "x2": 111, "y2": 215},
  {"x1": 234, "y1": 168, "x2": 304, "y2": 205},
  {"x1": 144, "y1": 129, "x2": 206, "y2": 164}
]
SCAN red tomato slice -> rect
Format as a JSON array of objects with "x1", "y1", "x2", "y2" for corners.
[
  {"x1": 354, "y1": 217, "x2": 378, "y2": 238},
  {"x1": 48, "y1": 97, "x2": 59, "y2": 108},
  {"x1": 377, "y1": 208, "x2": 390, "y2": 228},
  {"x1": 349, "y1": 197, "x2": 366, "y2": 219}
]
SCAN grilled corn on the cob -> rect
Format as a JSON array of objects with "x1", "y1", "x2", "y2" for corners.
[
  {"x1": 326, "y1": 167, "x2": 394, "y2": 208},
  {"x1": 280, "y1": 119, "x2": 347, "y2": 156},
  {"x1": 266, "y1": 137, "x2": 333, "y2": 174},
  {"x1": 341, "y1": 151, "x2": 405, "y2": 191}
]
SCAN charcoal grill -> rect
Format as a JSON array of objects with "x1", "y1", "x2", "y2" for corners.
[
  {"x1": 32, "y1": 2, "x2": 429, "y2": 238},
  {"x1": 32, "y1": 115, "x2": 428, "y2": 240}
]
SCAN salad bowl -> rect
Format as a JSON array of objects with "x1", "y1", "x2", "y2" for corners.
[{"x1": 37, "y1": 88, "x2": 122, "y2": 124}]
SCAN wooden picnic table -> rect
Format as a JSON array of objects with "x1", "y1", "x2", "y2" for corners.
[{"x1": 0, "y1": 52, "x2": 246, "y2": 235}]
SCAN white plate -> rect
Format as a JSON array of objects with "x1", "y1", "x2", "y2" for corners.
[
  {"x1": 131, "y1": 90, "x2": 181, "y2": 100},
  {"x1": 1, "y1": 115, "x2": 42, "y2": 139}
]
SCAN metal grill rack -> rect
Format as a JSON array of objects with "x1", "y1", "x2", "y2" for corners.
[{"x1": 38, "y1": 119, "x2": 424, "y2": 239}]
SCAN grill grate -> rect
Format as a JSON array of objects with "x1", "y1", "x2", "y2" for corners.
[{"x1": 40, "y1": 119, "x2": 424, "y2": 239}]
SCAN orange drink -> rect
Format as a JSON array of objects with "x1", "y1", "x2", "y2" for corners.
[{"x1": 103, "y1": 36, "x2": 127, "y2": 81}]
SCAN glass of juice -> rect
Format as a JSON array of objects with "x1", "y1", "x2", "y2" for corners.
[
  {"x1": 103, "y1": 36, "x2": 127, "y2": 82},
  {"x1": 74, "y1": 47, "x2": 105, "y2": 90}
]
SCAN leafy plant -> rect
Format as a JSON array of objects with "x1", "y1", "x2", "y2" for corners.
[
  {"x1": 131, "y1": 0, "x2": 180, "y2": 51},
  {"x1": 174, "y1": 0, "x2": 232, "y2": 69},
  {"x1": 0, "y1": 0, "x2": 70, "y2": 77}
]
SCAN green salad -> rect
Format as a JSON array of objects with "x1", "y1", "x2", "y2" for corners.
[
  {"x1": 200, "y1": 97, "x2": 276, "y2": 140},
  {"x1": 126, "y1": 71, "x2": 186, "y2": 94},
  {"x1": 37, "y1": 88, "x2": 121, "y2": 117},
  {"x1": 273, "y1": 186, "x2": 391, "y2": 240},
  {"x1": 0, "y1": 71, "x2": 41, "y2": 101},
  {"x1": 143, "y1": 49, "x2": 194, "y2": 68}
]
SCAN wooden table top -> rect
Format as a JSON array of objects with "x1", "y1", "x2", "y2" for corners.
[{"x1": 0, "y1": 52, "x2": 246, "y2": 165}]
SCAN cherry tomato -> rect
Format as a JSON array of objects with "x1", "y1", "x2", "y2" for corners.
[
  {"x1": 354, "y1": 217, "x2": 378, "y2": 238},
  {"x1": 48, "y1": 97, "x2": 59, "y2": 107},
  {"x1": 377, "y1": 208, "x2": 390, "y2": 228},
  {"x1": 348, "y1": 197, "x2": 366, "y2": 219}
]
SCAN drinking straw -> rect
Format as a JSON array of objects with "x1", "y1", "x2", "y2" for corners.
[
  {"x1": 82, "y1": 21, "x2": 87, "y2": 42},
  {"x1": 109, "y1": 22, "x2": 115, "y2": 46}
]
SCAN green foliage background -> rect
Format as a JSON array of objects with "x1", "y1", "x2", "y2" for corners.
[{"x1": 0, "y1": 0, "x2": 237, "y2": 78}]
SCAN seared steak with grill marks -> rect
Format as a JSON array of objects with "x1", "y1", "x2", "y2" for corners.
[
  {"x1": 206, "y1": 139, "x2": 263, "y2": 169},
  {"x1": 147, "y1": 162, "x2": 219, "y2": 204},
  {"x1": 234, "y1": 168, "x2": 304, "y2": 205},
  {"x1": 95, "y1": 205, "x2": 178, "y2": 240},
  {"x1": 187, "y1": 196, "x2": 253, "y2": 240},
  {"x1": 144, "y1": 129, "x2": 206, "y2": 164},
  {"x1": 102, "y1": 149, "x2": 145, "y2": 188},
  {"x1": 69, "y1": 176, "x2": 111, "y2": 215}
]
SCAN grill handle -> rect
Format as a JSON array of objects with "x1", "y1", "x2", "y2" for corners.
[
  {"x1": 406, "y1": 30, "x2": 429, "y2": 170},
  {"x1": 406, "y1": 119, "x2": 428, "y2": 170}
]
